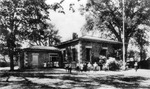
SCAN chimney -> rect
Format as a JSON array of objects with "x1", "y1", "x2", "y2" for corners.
[{"x1": 72, "y1": 33, "x2": 78, "y2": 39}]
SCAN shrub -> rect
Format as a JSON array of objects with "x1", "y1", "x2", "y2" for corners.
[
  {"x1": 103, "y1": 57, "x2": 121, "y2": 71},
  {"x1": 108, "y1": 61, "x2": 120, "y2": 71}
]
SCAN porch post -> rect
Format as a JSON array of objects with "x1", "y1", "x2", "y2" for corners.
[{"x1": 77, "y1": 41, "x2": 81, "y2": 64}]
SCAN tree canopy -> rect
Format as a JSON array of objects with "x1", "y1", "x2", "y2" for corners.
[
  {"x1": 26, "y1": 24, "x2": 61, "y2": 46},
  {"x1": 133, "y1": 28, "x2": 149, "y2": 60},
  {"x1": 81, "y1": 0, "x2": 150, "y2": 43},
  {"x1": 0, "y1": 0, "x2": 61, "y2": 70},
  {"x1": 0, "y1": 0, "x2": 61, "y2": 47}
]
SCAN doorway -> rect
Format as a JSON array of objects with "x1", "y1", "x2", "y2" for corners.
[
  {"x1": 86, "y1": 48, "x2": 91, "y2": 62},
  {"x1": 32, "y1": 53, "x2": 39, "y2": 67},
  {"x1": 49, "y1": 53, "x2": 59, "y2": 67}
]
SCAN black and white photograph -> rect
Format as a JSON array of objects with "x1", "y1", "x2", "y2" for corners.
[{"x1": 1, "y1": 0, "x2": 150, "y2": 89}]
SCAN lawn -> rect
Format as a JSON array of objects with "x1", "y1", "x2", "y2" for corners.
[{"x1": 0, "y1": 68, "x2": 150, "y2": 89}]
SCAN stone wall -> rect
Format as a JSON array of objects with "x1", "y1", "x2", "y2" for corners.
[
  {"x1": 24, "y1": 51, "x2": 61, "y2": 68},
  {"x1": 80, "y1": 40, "x2": 118, "y2": 63},
  {"x1": 81, "y1": 41, "x2": 102, "y2": 63}
]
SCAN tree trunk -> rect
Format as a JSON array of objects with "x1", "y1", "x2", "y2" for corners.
[
  {"x1": 9, "y1": 48, "x2": 14, "y2": 71},
  {"x1": 125, "y1": 43, "x2": 128, "y2": 62},
  {"x1": 140, "y1": 45, "x2": 143, "y2": 61}
]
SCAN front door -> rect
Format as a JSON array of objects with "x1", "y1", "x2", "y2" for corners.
[{"x1": 32, "y1": 53, "x2": 39, "y2": 67}]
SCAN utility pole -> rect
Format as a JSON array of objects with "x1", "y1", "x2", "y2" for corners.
[{"x1": 122, "y1": 0, "x2": 126, "y2": 70}]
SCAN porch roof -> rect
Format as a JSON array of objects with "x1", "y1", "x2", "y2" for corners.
[{"x1": 24, "y1": 46, "x2": 61, "y2": 52}]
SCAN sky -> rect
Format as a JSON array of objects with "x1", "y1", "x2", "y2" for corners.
[{"x1": 46, "y1": 0, "x2": 87, "y2": 41}]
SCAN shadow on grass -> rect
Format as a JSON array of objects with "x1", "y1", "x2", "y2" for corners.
[
  {"x1": 0, "y1": 82, "x2": 9, "y2": 87},
  {"x1": 20, "y1": 79, "x2": 67, "y2": 89},
  {"x1": 1, "y1": 71, "x2": 150, "y2": 89},
  {"x1": 49, "y1": 74, "x2": 150, "y2": 89},
  {"x1": 92, "y1": 75, "x2": 150, "y2": 88}
]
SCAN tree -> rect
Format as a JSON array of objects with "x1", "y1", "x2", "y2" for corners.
[
  {"x1": 26, "y1": 24, "x2": 61, "y2": 46},
  {"x1": 133, "y1": 28, "x2": 149, "y2": 60},
  {"x1": 80, "y1": 0, "x2": 150, "y2": 60},
  {"x1": 0, "y1": 0, "x2": 59, "y2": 70}
]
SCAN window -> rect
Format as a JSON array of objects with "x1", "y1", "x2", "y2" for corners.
[
  {"x1": 86, "y1": 48, "x2": 91, "y2": 62},
  {"x1": 63, "y1": 50, "x2": 67, "y2": 61},
  {"x1": 49, "y1": 53, "x2": 59, "y2": 67},
  {"x1": 100, "y1": 49, "x2": 107, "y2": 56},
  {"x1": 72, "y1": 48, "x2": 77, "y2": 61},
  {"x1": 49, "y1": 53, "x2": 59, "y2": 62}
]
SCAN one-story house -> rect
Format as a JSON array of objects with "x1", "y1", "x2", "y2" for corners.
[
  {"x1": 56, "y1": 36, "x2": 122, "y2": 68},
  {"x1": 18, "y1": 46, "x2": 62, "y2": 69}
]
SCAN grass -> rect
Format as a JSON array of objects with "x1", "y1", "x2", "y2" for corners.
[{"x1": 0, "y1": 69, "x2": 150, "y2": 89}]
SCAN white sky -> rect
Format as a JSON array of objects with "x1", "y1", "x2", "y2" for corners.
[{"x1": 46, "y1": 0, "x2": 87, "y2": 41}]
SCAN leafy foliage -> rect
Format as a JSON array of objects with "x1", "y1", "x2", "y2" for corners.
[
  {"x1": 133, "y1": 28, "x2": 149, "y2": 60},
  {"x1": 50, "y1": 0, "x2": 65, "y2": 14},
  {"x1": 0, "y1": 0, "x2": 48, "y2": 45},
  {"x1": 134, "y1": 28, "x2": 149, "y2": 48},
  {"x1": 103, "y1": 57, "x2": 121, "y2": 71},
  {"x1": 0, "y1": 0, "x2": 61, "y2": 47},
  {"x1": 26, "y1": 24, "x2": 61, "y2": 46},
  {"x1": 81, "y1": 0, "x2": 150, "y2": 43},
  {"x1": 0, "y1": 0, "x2": 61, "y2": 70}
]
